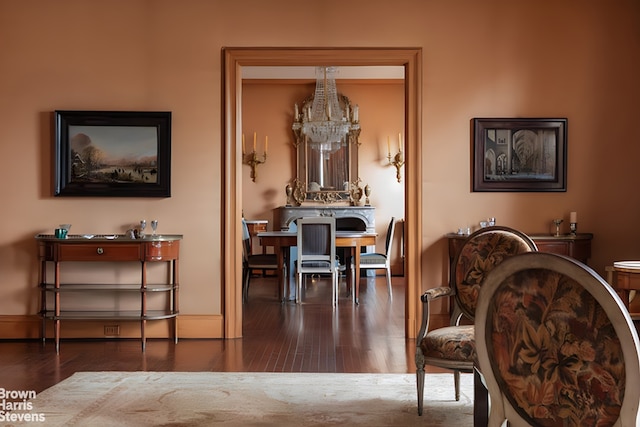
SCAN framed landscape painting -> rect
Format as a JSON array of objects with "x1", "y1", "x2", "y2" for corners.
[
  {"x1": 472, "y1": 118, "x2": 567, "y2": 192},
  {"x1": 55, "y1": 111, "x2": 171, "y2": 197}
]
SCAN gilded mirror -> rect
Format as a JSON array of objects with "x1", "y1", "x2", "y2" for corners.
[{"x1": 289, "y1": 67, "x2": 361, "y2": 205}]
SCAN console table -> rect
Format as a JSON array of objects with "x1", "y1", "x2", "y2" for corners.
[{"x1": 36, "y1": 234, "x2": 182, "y2": 353}]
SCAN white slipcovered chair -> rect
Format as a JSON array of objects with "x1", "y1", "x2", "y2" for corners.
[{"x1": 296, "y1": 217, "x2": 339, "y2": 307}]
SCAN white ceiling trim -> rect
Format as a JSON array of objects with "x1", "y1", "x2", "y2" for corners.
[{"x1": 242, "y1": 66, "x2": 404, "y2": 80}]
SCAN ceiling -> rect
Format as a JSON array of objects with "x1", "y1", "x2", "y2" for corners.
[{"x1": 242, "y1": 66, "x2": 405, "y2": 80}]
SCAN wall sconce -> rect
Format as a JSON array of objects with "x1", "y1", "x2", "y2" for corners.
[
  {"x1": 387, "y1": 134, "x2": 404, "y2": 183},
  {"x1": 243, "y1": 132, "x2": 267, "y2": 182}
]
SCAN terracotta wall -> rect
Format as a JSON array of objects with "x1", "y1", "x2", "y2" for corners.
[{"x1": 1, "y1": 0, "x2": 640, "y2": 337}]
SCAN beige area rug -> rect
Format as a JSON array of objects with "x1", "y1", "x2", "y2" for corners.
[{"x1": 7, "y1": 372, "x2": 473, "y2": 426}]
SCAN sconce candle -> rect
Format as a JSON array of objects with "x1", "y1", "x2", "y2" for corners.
[
  {"x1": 398, "y1": 133, "x2": 402, "y2": 152},
  {"x1": 387, "y1": 136, "x2": 391, "y2": 157},
  {"x1": 265, "y1": 136, "x2": 268, "y2": 153},
  {"x1": 253, "y1": 132, "x2": 257, "y2": 151},
  {"x1": 570, "y1": 211, "x2": 577, "y2": 223},
  {"x1": 242, "y1": 133, "x2": 245, "y2": 155}
]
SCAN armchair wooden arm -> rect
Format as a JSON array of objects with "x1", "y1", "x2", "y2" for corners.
[{"x1": 416, "y1": 286, "x2": 454, "y2": 346}]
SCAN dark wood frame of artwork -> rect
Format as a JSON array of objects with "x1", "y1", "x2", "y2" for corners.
[
  {"x1": 472, "y1": 118, "x2": 567, "y2": 192},
  {"x1": 55, "y1": 110, "x2": 171, "y2": 197}
]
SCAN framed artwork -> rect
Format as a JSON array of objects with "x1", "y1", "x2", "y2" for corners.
[
  {"x1": 473, "y1": 118, "x2": 567, "y2": 192},
  {"x1": 55, "y1": 110, "x2": 171, "y2": 197}
]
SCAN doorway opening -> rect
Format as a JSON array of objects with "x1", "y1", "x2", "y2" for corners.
[{"x1": 223, "y1": 47, "x2": 423, "y2": 339}]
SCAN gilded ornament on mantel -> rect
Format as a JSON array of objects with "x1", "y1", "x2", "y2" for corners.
[
  {"x1": 349, "y1": 178, "x2": 365, "y2": 206},
  {"x1": 285, "y1": 178, "x2": 368, "y2": 206}
]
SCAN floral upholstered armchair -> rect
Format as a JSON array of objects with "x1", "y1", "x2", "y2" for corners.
[
  {"x1": 415, "y1": 226, "x2": 537, "y2": 416},
  {"x1": 476, "y1": 252, "x2": 640, "y2": 427}
]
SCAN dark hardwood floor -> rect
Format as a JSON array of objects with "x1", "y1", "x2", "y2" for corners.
[{"x1": 1, "y1": 274, "x2": 421, "y2": 394}]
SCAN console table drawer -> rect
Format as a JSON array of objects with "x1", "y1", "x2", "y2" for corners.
[
  {"x1": 57, "y1": 244, "x2": 142, "y2": 261},
  {"x1": 145, "y1": 240, "x2": 180, "y2": 261}
]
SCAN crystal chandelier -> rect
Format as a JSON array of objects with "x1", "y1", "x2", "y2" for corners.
[{"x1": 292, "y1": 66, "x2": 360, "y2": 154}]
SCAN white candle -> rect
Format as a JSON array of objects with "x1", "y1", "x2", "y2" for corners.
[
  {"x1": 570, "y1": 211, "x2": 577, "y2": 223},
  {"x1": 265, "y1": 136, "x2": 268, "y2": 153},
  {"x1": 242, "y1": 134, "x2": 245, "y2": 154},
  {"x1": 253, "y1": 132, "x2": 256, "y2": 151},
  {"x1": 387, "y1": 136, "x2": 391, "y2": 157},
  {"x1": 398, "y1": 133, "x2": 402, "y2": 152}
]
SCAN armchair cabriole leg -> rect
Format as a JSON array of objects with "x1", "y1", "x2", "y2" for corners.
[{"x1": 416, "y1": 365, "x2": 425, "y2": 416}]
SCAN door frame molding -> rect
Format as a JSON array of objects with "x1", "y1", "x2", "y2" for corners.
[{"x1": 222, "y1": 47, "x2": 423, "y2": 338}]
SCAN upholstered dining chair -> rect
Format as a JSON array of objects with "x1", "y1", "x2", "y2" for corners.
[
  {"x1": 415, "y1": 226, "x2": 537, "y2": 416},
  {"x1": 241, "y1": 219, "x2": 280, "y2": 303},
  {"x1": 476, "y1": 252, "x2": 640, "y2": 426},
  {"x1": 296, "y1": 217, "x2": 339, "y2": 307},
  {"x1": 352, "y1": 217, "x2": 396, "y2": 303}
]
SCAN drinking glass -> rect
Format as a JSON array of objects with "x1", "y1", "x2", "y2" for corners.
[
  {"x1": 151, "y1": 220, "x2": 158, "y2": 236},
  {"x1": 139, "y1": 220, "x2": 146, "y2": 237},
  {"x1": 553, "y1": 219, "x2": 563, "y2": 236}
]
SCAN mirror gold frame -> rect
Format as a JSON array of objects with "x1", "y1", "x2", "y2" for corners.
[
  {"x1": 292, "y1": 90, "x2": 360, "y2": 205},
  {"x1": 223, "y1": 47, "x2": 422, "y2": 339}
]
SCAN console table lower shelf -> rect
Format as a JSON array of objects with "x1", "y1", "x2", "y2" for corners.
[{"x1": 36, "y1": 234, "x2": 182, "y2": 353}]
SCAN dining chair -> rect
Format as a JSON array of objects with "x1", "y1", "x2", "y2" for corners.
[
  {"x1": 476, "y1": 252, "x2": 640, "y2": 426},
  {"x1": 296, "y1": 217, "x2": 339, "y2": 307},
  {"x1": 415, "y1": 226, "x2": 537, "y2": 416},
  {"x1": 352, "y1": 217, "x2": 396, "y2": 303},
  {"x1": 241, "y1": 219, "x2": 280, "y2": 303}
]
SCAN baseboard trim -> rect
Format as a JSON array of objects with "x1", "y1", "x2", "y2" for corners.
[{"x1": 0, "y1": 315, "x2": 224, "y2": 339}]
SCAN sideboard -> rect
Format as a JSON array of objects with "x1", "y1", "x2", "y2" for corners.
[
  {"x1": 36, "y1": 234, "x2": 182, "y2": 353},
  {"x1": 446, "y1": 232, "x2": 593, "y2": 266}
]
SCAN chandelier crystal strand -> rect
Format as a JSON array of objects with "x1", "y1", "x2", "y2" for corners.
[{"x1": 300, "y1": 66, "x2": 351, "y2": 154}]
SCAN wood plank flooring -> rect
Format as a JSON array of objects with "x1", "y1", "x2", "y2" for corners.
[{"x1": 0, "y1": 274, "x2": 421, "y2": 394}]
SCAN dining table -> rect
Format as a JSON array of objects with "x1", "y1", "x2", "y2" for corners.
[{"x1": 258, "y1": 230, "x2": 377, "y2": 303}]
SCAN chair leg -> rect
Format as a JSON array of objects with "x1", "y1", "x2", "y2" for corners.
[
  {"x1": 454, "y1": 370, "x2": 460, "y2": 401},
  {"x1": 281, "y1": 266, "x2": 287, "y2": 303},
  {"x1": 416, "y1": 365, "x2": 425, "y2": 416},
  {"x1": 351, "y1": 263, "x2": 356, "y2": 304},
  {"x1": 332, "y1": 271, "x2": 338, "y2": 307},
  {"x1": 296, "y1": 272, "x2": 302, "y2": 304},
  {"x1": 474, "y1": 368, "x2": 489, "y2": 427},
  {"x1": 242, "y1": 267, "x2": 249, "y2": 303},
  {"x1": 332, "y1": 274, "x2": 335, "y2": 307},
  {"x1": 385, "y1": 267, "x2": 393, "y2": 298},
  {"x1": 354, "y1": 267, "x2": 360, "y2": 305}
]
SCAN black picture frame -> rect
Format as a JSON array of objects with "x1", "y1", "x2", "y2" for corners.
[
  {"x1": 472, "y1": 118, "x2": 567, "y2": 192},
  {"x1": 55, "y1": 110, "x2": 171, "y2": 197}
]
